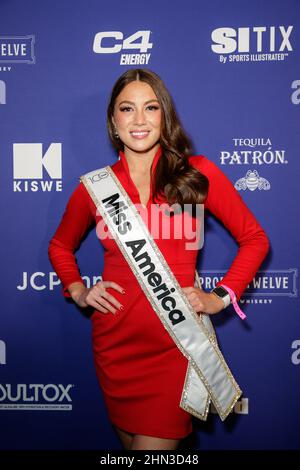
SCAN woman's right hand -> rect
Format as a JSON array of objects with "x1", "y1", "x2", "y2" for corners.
[{"x1": 69, "y1": 281, "x2": 125, "y2": 315}]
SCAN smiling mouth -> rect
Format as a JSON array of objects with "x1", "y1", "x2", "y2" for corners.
[{"x1": 130, "y1": 131, "x2": 150, "y2": 139}]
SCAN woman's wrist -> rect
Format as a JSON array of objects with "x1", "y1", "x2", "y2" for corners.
[
  {"x1": 218, "y1": 284, "x2": 247, "y2": 320},
  {"x1": 208, "y1": 292, "x2": 226, "y2": 312},
  {"x1": 68, "y1": 282, "x2": 88, "y2": 307},
  {"x1": 210, "y1": 286, "x2": 231, "y2": 309}
]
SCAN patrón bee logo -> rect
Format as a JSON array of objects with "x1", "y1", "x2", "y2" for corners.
[{"x1": 234, "y1": 170, "x2": 270, "y2": 191}]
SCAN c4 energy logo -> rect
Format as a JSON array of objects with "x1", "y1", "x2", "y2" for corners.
[
  {"x1": 211, "y1": 26, "x2": 293, "y2": 63},
  {"x1": 13, "y1": 143, "x2": 62, "y2": 192},
  {"x1": 93, "y1": 30, "x2": 152, "y2": 65}
]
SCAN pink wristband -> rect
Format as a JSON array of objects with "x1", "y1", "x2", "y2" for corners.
[{"x1": 219, "y1": 284, "x2": 246, "y2": 320}]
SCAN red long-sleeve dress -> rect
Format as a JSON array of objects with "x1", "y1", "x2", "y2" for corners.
[{"x1": 48, "y1": 146, "x2": 269, "y2": 439}]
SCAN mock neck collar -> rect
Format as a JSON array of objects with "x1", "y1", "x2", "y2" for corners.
[{"x1": 117, "y1": 145, "x2": 163, "y2": 206}]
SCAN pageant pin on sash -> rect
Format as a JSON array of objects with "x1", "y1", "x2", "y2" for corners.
[{"x1": 80, "y1": 166, "x2": 242, "y2": 421}]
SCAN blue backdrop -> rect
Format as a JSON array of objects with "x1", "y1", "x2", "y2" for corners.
[{"x1": 0, "y1": 0, "x2": 299, "y2": 451}]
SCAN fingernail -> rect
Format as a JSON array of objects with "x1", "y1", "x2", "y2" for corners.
[
  {"x1": 122, "y1": 290, "x2": 126, "y2": 294},
  {"x1": 119, "y1": 305, "x2": 124, "y2": 311}
]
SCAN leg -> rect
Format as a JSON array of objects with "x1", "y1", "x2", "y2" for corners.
[
  {"x1": 130, "y1": 434, "x2": 180, "y2": 450},
  {"x1": 113, "y1": 425, "x2": 134, "y2": 450}
]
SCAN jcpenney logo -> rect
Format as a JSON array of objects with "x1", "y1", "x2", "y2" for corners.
[{"x1": 17, "y1": 272, "x2": 102, "y2": 291}]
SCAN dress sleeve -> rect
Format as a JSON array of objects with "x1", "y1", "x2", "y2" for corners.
[
  {"x1": 192, "y1": 156, "x2": 270, "y2": 301},
  {"x1": 48, "y1": 181, "x2": 95, "y2": 297}
]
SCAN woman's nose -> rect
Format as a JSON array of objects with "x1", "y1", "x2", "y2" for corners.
[{"x1": 134, "y1": 109, "x2": 146, "y2": 125}]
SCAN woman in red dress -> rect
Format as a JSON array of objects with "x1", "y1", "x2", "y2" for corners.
[{"x1": 48, "y1": 69, "x2": 270, "y2": 450}]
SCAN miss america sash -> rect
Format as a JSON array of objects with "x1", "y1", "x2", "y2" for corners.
[{"x1": 80, "y1": 166, "x2": 242, "y2": 421}]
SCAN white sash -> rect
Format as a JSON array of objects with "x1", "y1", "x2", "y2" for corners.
[{"x1": 80, "y1": 166, "x2": 242, "y2": 421}]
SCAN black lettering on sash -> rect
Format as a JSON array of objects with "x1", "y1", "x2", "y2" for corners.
[
  {"x1": 135, "y1": 251, "x2": 156, "y2": 276},
  {"x1": 148, "y1": 272, "x2": 162, "y2": 287},
  {"x1": 102, "y1": 192, "x2": 131, "y2": 234},
  {"x1": 161, "y1": 296, "x2": 176, "y2": 310},
  {"x1": 126, "y1": 239, "x2": 155, "y2": 276},
  {"x1": 102, "y1": 192, "x2": 127, "y2": 213},
  {"x1": 125, "y1": 238, "x2": 187, "y2": 326},
  {"x1": 102, "y1": 192, "x2": 128, "y2": 216},
  {"x1": 125, "y1": 239, "x2": 146, "y2": 257},
  {"x1": 169, "y1": 309, "x2": 186, "y2": 325},
  {"x1": 154, "y1": 285, "x2": 176, "y2": 299}
]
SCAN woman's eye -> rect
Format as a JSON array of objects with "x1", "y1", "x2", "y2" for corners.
[
  {"x1": 147, "y1": 105, "x2": 160, "y2": 111},
  {"x1": 119, "y1": 105, "x2": 159, "y2": 112}
]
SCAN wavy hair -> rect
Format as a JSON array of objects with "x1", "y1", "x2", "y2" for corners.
[{"x1": 107, "y1": 68, "x2": 209, "y2": 207}]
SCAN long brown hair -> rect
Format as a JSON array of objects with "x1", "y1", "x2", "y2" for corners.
[{"x1": 107, "y1": 68, "x2": 209, "y2": 207}]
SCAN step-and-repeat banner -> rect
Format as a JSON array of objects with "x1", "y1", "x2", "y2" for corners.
[{"x1": 0, "y1": 0, "x2": 299, "y2": 451}]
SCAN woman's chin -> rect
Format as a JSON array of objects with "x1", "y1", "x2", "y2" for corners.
[{"x1": 123, "y1": 140, "x2": 160, "y2": 154}]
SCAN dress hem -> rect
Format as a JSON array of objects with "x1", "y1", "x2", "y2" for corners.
[{"x1": 111, "y1": 420, "x2": 193, "y2": 440}]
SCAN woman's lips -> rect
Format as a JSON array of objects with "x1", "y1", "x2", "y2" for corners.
[{"x1": 130, "y1": 131, "x2": 150, "y2": 139}]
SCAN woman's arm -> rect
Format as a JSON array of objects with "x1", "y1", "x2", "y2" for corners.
[
  {"x1": 48, "y1": 182, "x2": 95, "y2": 298},
  {"x1": 190, "y1": 155, "x2": 270, "y2": 301}
]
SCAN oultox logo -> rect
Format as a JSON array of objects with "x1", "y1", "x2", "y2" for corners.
[
  {"x1": 13, "y1": 143, "x2": 62, "y2": 192},
  {"x1": 0, "y1": 384, "x2": 74, "y2": 410},
  {"x1": 211, "y1": 26, "x2": 293, "y2": 63},
  {"x1": 93, "y1": 30, "x2": 152, "y2": 65},
  {"x1": 0, "y1": 35, "x2": 35, "y2": 64}
]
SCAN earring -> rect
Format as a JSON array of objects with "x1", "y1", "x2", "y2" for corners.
[{"x1": 114, "y1": 127, "x2": 119, "y2": 139}]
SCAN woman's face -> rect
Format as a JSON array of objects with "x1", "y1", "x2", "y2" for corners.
[{"x1": 112, "y1": 80, "x2": 162, "y2": 155}]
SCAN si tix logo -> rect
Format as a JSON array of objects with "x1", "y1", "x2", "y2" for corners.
[
  {"x1": 211, "y1": 26, "x2": 293, "y2": 54},
  {"x1": 93, "y1": 31, "x2": 152, "y2": 65}
]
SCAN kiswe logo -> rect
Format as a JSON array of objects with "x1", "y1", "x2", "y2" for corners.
[{"x1": 13, "y1": 143, "x2": 62, "y2": 192}]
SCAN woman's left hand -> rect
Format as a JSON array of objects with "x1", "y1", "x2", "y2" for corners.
[{"x1": 182, "y1": 286, "x2": 225, "y2": 315}]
